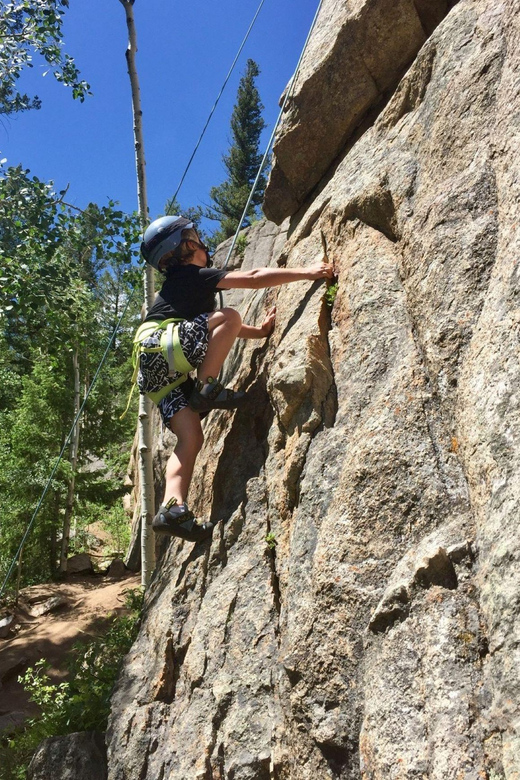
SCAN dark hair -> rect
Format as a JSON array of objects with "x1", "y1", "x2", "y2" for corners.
[{"x1": 159, "y1": 227, "x2": 200, "y2": 271}]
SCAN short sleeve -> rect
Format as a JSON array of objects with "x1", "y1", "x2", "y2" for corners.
[{"x1": 197, "y1": 267, "x2": 229, "y2": 290}]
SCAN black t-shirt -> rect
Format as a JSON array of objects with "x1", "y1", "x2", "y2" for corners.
[{"x1": 145, "y1": 265, "x2": 229, "y2": 322}]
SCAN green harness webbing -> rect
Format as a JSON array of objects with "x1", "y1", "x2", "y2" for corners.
[{"x1": 121, "y1": 318, "x2": 195, "y2": 418}]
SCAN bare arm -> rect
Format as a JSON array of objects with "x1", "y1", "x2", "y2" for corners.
[
  {"x1": 238, "y1": 307, "x2": 276, "y2": 339},
  {"x1": 216, "y1": 262, "x2": 334, "y2": 290}
]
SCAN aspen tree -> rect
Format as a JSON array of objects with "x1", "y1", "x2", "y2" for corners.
[
  {"x1": 59, "y1": 345, "x2": 81, "y2": 573},
  {"x1": 118, "y1": 0, "x2": 155, "y2": 586},
  {"x1": 0, "y1": 0, "x2": 90, "y2": 115}
]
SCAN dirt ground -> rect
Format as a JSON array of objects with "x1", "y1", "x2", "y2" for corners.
[{"x1": 0, "y1": 571, "x2": 140, "y2": 731}]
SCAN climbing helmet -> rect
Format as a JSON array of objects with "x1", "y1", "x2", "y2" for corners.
[{"x1": 140, "y1": 215, "x2": 194, "y2": 271}]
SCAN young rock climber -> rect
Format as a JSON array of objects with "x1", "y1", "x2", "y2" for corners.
[{"x1": 137, "y1": 215, "x2": 334, "y2": 543}]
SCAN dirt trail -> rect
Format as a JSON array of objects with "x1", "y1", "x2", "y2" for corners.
[{"x1": 0, "y1": 572, "x2": 140, "y2": 731}]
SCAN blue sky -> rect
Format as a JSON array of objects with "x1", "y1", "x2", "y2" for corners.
[{"x1": 0, "y1": 0, "x2": 319, "y2": 230}]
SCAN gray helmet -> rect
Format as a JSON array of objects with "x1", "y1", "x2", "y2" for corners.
[{"x1": 140, "y1": 215, "x2": 194, "y2": 270}]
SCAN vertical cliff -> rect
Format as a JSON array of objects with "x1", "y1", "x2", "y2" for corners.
[{"x1": 107, "y1": 1, "x2": 520, "y2": 777}]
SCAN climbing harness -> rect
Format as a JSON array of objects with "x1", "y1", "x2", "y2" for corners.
[
  {"x1": 120, "y1": 318, "x2": 195, "y2": 418},
  {"x1": 133, "y1": 318, "x2": 194, "y2": 400}
]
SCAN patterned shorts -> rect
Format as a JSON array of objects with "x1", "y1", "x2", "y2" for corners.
[{"x1": 137, "y1": 314, "x2": 209, "y2": 427}]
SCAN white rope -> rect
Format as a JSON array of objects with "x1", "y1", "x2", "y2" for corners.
[
  {"x1": 221, "y1": 0, "x2": 325, "y2": 271},
  {"x1": 172, "y1": 0, "x2": 268, "y2": 203}
]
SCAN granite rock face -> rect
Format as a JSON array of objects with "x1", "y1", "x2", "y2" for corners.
[
  {"x1": 107, "y1": 1, "x2": 520, "y2": 778},
  {"x1": 263, "y1": 0, "x2": 454, "y2": 224},
  {"x1": 28, "y1": 732, "x2": 107, "y2": 780}
]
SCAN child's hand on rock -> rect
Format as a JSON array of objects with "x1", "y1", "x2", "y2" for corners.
[
  {"x1": 307, "y1": 262, "x2": 335, "y2": 280},
  {"x1": 260, "y1": 306, "x2": 276, "y2": 336}
]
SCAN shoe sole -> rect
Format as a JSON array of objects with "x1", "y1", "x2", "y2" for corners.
[{"x1": 152, "y1": 518, "x2": 214, "y2": 543}]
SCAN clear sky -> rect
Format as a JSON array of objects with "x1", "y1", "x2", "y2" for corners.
[{"x1": 0, "y1": 0, "x2": 319, "y2": 230}]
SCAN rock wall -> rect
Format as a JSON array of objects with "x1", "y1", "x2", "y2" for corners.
[{"x1": 107, "y1": 1, "x2": 520, "y2": 778}]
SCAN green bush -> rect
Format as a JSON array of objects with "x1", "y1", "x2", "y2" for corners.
[
  {"x1": 69, "y1": 500, "x2": 130, "y2": 559},
  {"x1": 0, "y1": 588, "x2": 144, "y2": 779},
  {"x1": 101, "y1": 505, "x2": 131, "y2": 556}
]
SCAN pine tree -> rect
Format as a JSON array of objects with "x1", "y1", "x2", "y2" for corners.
[{"x1": 207, "y1": 59, "x2": 266, "y2": 244}]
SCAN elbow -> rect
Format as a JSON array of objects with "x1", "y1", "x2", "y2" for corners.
[{"x1": 246, "y1": 268, "x2": 263, "y2": 289}]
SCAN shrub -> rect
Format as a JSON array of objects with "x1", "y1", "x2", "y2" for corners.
[
  {"x1": 0, "y1": 588, "x2": 144, "y2": 779},
  {"x1": 325, "y1": 282, "x2": 338, "y2": 309},
  {"x1": 235, "y1": 233, "x2": 248, "y2": 259}
]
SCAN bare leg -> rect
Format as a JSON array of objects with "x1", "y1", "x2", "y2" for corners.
[
  {"x1": 197, "y1": 307, "x2": 242, "y2": 382},
  {"x1": 163, "y1": 407, "x2": 204, "y2": 505}
]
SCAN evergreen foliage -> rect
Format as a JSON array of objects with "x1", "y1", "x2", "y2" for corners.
[
  {"x1": 0, "y1": 0, "x2": 90, "y2": 115},
  {"x1": 206, "y1": 59, "x2": 266, "y2": 245},
  {"x1": 0, "y1": 165, "x2": 142, "y2": 591}
]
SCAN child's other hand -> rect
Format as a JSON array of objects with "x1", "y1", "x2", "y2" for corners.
[
  {"x1": 260, "y1": 306, "x2": 276, "y2": 336},
  {"x1": 307, "y1": 262, "x2": 334, "y2": 280}
]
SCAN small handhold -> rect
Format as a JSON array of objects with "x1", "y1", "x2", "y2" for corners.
[{"x1": 414, "y1": 548, "x2": 458, "y2": 591}]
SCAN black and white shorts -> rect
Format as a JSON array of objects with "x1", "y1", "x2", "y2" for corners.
[{"x1": 137, "y1": 314, "x2": 209, "y2": 427}]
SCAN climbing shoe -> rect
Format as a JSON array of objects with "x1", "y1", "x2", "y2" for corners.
[
  {"x1": 188, "y1": 376, "x2": 246, "y2": 413},
  {"x1": 152, "y1": 498, "x2": 215, "y2": 543}
]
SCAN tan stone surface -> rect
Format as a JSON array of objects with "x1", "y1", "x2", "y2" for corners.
[
  {"x1": 107, "y1": 1, "x2": 519, "y2": 778},
  {"x1": 263, "y1": 0, "x2": 450, "y2": 224}
]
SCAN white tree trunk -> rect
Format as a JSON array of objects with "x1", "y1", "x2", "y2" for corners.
[
  {"x1": 60, "y1": 347, "x2": 81, "y2": 573},
  {"x1": 119, "y1": 0, "x2": 156, "y2": 587}
]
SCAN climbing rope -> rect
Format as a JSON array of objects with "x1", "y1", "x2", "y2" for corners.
[
  {"x1": 171, "y1": 0, "x2": 267, "y2": 204},
  {"x1": 0, "y1": 3, "x2": 270, "y2": 600},
  {"x1": 216, "y1": 0, "x2": 325, "y2": 310},
  {"x1": 221, "y1": 0, "x2": 325, "y2": 272}
]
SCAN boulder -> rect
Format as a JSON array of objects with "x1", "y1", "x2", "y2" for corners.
[
  {"x1": 0, "y1": 710, "x2": 26, "y2": 733},
  {"x1": 28, "y1": 731, "x2": 107, "y2": 780},
  {"x1": 28, "y1": 595, "x2": 68, "y2": 618},
  {"x1": 0, "y1": 614, "x2": 14, "y2": 639},
  {"x1": 0, "y1": 656, "x2": 29, "y2": 685},
  {"x1": 66, "y1": 554, "x2": 93, "y2": 575},
  {"x1": 105, "y1": 559, "x2": 126, "y2": 579}
]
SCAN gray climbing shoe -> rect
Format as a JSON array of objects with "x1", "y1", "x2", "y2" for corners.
[
  {"x1": 188, "y1": 376, "x2": 246, "y2": 413},
  {"x1": 152, "y1": 498, "x2": 214, "y2": 542}
]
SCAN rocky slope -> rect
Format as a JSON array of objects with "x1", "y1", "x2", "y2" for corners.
[{"x1": 104, "y1": 1, "x2": 519, "y2": 778}]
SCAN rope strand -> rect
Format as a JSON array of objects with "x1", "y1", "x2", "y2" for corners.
[
  {"x1": 172, "y1": 0, "x2": 267, "y2": 204},
  {"x1": 0, "y1": 4, "x2": 270, "y2": 599},
  {"x1": 0, "y1": 0, "x2": 325, "y2": 599},
  {"x1": 221, "y1": 0, "x2": 325, "y2": 271}
]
